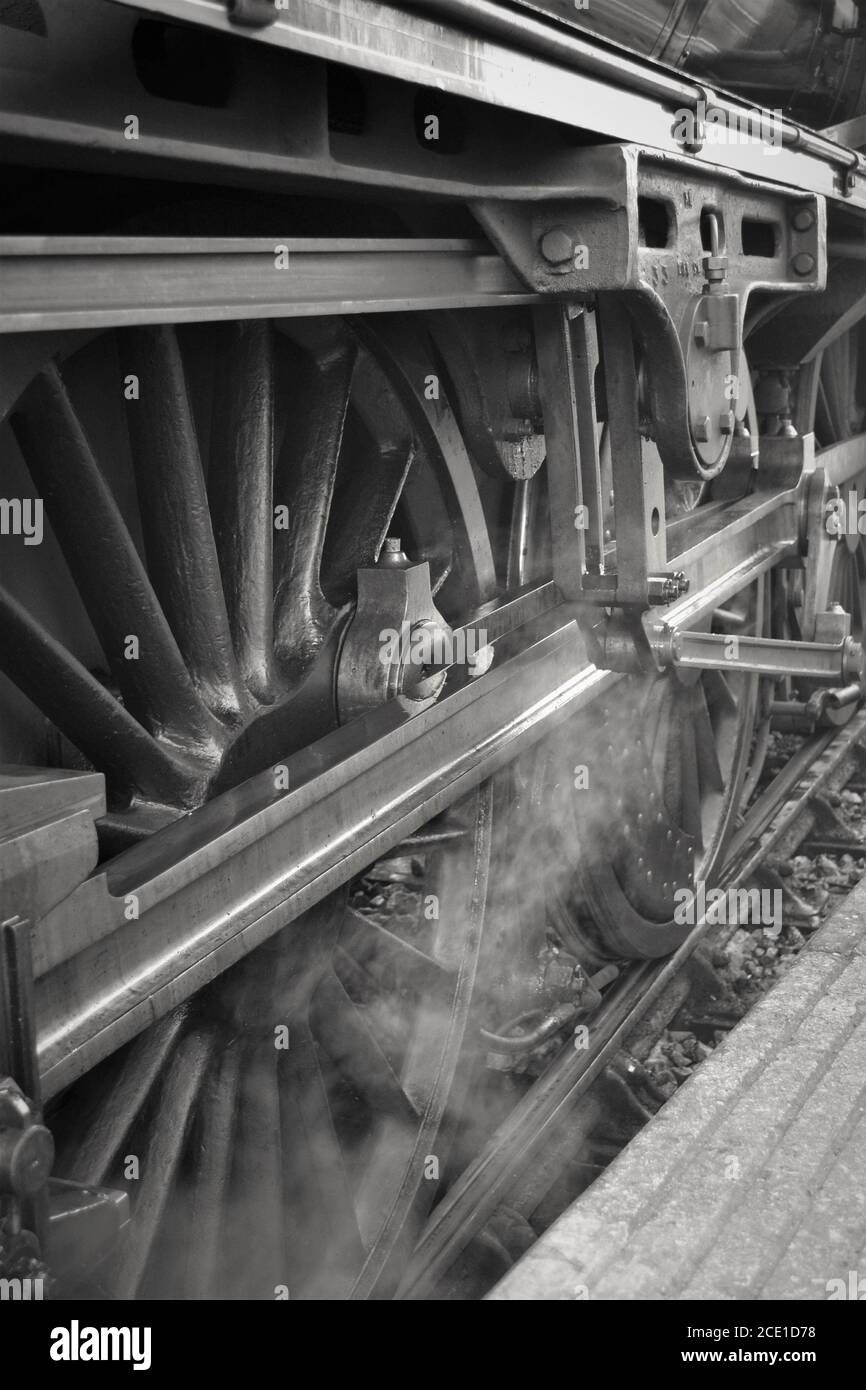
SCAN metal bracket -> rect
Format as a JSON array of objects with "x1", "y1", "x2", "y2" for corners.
[
  {"x1": 474, "y1": 146, "x2": 826, "y2": 481},
  {"x1": 533, "y1": 298, "x2": 683, "y2": 610}
]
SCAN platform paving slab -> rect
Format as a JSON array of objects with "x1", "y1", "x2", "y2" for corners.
[{"x1": 488, "y1": 877, "x2": 866, "y2": 1301}]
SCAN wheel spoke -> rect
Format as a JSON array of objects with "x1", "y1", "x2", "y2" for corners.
[
  {"x1": 175, "y1": 1043, "x2": 242, "y2": 1300},
  {"x1": 341, "y1": 907, "x2": 453, "y2": 996},
  {"x1": 323, "y1": 442, "x2": 415, "y2": 601},
  {"x1": 322, "y1": 349, "x2": 416, "y2": 597},
  {"x1": 222, "y1": 1040, "x2": 289, "y2": 1299},
  {"x1": 10, "y1": 364, "x2": 218, "y2": 745},
  {"x1": 278, "y1": 1020, "x2": 367, "y2": 1298},
  {"x1": 57, "y1": 1007, "x2": 189, "y2": 1185},
  {"x1": 310, "y1": 971, "x2": 419, "y2": 1127},
  {"x1": 273, "y1": 321, "x2": 357, "y2": 672},
  {"x1": 208, "y1": 321, "x2": 277, "y2": 705},
  {"x1": 704, "y1": 667, "x2": 739, "y2": 719},
  {"x1": 678, "y1": 709, "x2": 704, "y2": 846},
  {"x1": 692, "y1": 684, "x2": 726, "y2": 796},
  {"x1": 123, "y1": 326, "x2": 245, "y2": 722},
  {"x1": 110, "y1": 1026, "x2": 214, "y2": 1300},
  {"x1": 0, "y1": 587, "x2": 203, "y2": 803},
  {"x1": 647, "y1": 686, "x2": 675, "y2": 791},
  {"x1": 822, "y1": 336, "x2": 854, "y2": 442}
]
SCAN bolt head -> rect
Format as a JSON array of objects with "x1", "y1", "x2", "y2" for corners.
[
  {"x1": 792, "y1": 251, "x2": 816, "y2": 277},
  {"x1": 791, "y1": 206, "x2": 815, "y2": 232},
  {"x1": 539, "y1": 226, "x2": 577, "y2": 265},
  {"x1": 694, "y1": 320, "x2": 710, "y2": 347},
  {"x1": 719, "y1": 410, "x2": 736, "y2": 435}
]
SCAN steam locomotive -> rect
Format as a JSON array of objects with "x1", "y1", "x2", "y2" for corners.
[{"x1": 0, "y1": 0, "x2": 864, "y2": 1301}]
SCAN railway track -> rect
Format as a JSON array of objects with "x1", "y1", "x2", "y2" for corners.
[{"x1": 402, "y1": 709, "x2": 866, "y2": 1299}]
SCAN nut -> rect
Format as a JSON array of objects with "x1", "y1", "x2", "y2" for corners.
[{"x1": 693, "y1": 415, "x2": 712, "y2": 443}]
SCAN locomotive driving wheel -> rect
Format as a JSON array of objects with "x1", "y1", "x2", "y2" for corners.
[
  {"x1": 0, "y1": 303, "x2": 773, "y2": 1297},
  {"x1": 0, "y1": 313, "x2": 510, "y2": 1300}
]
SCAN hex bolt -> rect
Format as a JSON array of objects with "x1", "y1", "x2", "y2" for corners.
[
  {"x1": 648, "y1": 572, "x2": 690, "y2": 605},
  {"x1": 694, "y1": 320, "x2": 710, "y2": 347},
  {"x1": 791, "y1": 251, "x2": 816, "y2": 276},
  {"x1": 791, "y1": 206, "x2": 815, "y2": 232},
  {"x1": 719, "y1": 410, "x2": 736, "y2": 435},
  {"x1": 539, "y1": 226, "x2": 578, "y2": 266},
  {"x1": 693, "y1": 415, "x2": 712, "y2": 443},
  {"x1": 703, "y1": 255, "x2": 727, "y2": 287}
]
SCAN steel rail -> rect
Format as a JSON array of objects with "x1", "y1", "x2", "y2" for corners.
[
  {"x1": 0, "y1": 238, "x2": 540, "y2": 334},
  {"x1": 399, "y1": 708, "x2": 866, "y2": 1299},
  {"x1": 109, "y1": 0, "x2": 866, "y2": 208}
]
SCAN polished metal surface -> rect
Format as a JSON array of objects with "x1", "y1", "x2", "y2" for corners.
[{"x1": 0, "y1": 239, "x2": 539, "y2": 333}]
